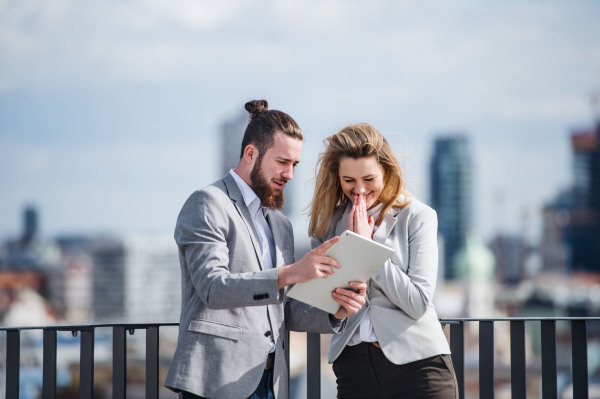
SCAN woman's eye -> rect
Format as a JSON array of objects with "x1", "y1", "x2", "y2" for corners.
[{"x1": 365, "y1": 178, "x2": 374, "y2": 182}]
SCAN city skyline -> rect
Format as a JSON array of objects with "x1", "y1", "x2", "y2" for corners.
[{"x1": 1, "y1": 1, "x2": 600, "y2": 245}]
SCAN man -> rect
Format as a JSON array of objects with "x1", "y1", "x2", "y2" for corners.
[{"x1": 165, "y1": 99, "x2": 367, "y2": 399}]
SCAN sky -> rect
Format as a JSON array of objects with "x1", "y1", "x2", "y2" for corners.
[{"x1": 1, "y1": 0, "x2": 599, "y2": 247}]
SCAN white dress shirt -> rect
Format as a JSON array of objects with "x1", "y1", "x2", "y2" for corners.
[{"x1": 229, "y1": 170, "x2": 275, "y2": 270}]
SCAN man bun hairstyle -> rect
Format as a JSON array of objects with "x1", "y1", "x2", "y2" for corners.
[
  {"x1": 240, "y1": 99, "x2": 303, "y2": 159},
  {"x1": 245, "y1": 99, "x2": 269, "y2": 120}
]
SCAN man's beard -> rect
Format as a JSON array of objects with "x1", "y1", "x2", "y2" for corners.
[{"x1": 250, "y1": 157, "x2": 286, "y2": 210}]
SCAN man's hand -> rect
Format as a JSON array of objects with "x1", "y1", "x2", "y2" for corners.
[
  {"x1": 331, "y1": 281, "x2": 368, "y2": 320},
  {"x1": 277, "y1": 236, "x2": 341, "y2": 290}
]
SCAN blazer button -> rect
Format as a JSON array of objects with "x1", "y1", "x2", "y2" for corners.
[{"x1": 264, "y1": 331, "x2": 271, "y2": 337}]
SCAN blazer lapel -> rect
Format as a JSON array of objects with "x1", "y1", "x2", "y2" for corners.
[
  {"x1": 222, "y1": 174, "x2": 264, "y2": 269},
  {"x1": 373, "y1": 213, "x2": 397, "y2": 243},
  {"x1": 334, "y1": 204, "x2": 352, "y2": 236}
]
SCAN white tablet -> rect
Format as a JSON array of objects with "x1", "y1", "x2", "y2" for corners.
[{"x1": 286, "y1": 230, "x2": 394, "y2": 314}]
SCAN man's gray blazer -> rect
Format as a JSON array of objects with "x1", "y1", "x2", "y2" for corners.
[{"x1": 165, "y1": 173, "x2": 341, "y2": 399}]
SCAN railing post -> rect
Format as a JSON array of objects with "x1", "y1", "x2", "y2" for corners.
[
  {"x1": 42, "y1": 328, "x2": 57, "y2": 399},
  {"x1": 286, "y1": 330, "x2": 290, "y2": 398},
  {"x1": 146, "y1": 326, "x2": 159, "y2": 399},
  {"x1": 307, "y1": 332, "x2": 321, "y2": 399},
  {"x1": 510, "y1": 320, "x2": 526, "y2": 399},
  {"x1": 113, "y1": 326, "x2": 127, "y2": 399},
  {"x1": 571, "y1": 320, "x2": 589, "y2": 399},
  {"x1": 541, "y1": 320, "x2": 558, "y2": 399},
  {"x1": 6, "y1": 330, "x2": 20, "y2": 399},
  {"x1": 450, "y1": 321, "x2": 465, "y2": 399},
  {"x1": 80, "y1": 328, "x2": 95, "y2": 399},
  {"x1": 479, "y1": 321, "x2": 494, "y2": 399}
]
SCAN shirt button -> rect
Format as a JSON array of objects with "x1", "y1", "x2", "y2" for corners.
[{"x1": 264, "y1": 331, "x2": 271, "y2": 337}]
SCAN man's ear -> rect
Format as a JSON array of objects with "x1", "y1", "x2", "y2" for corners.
[{"x1": 242, "y1": 144, "x2": 258, "y2": 164}]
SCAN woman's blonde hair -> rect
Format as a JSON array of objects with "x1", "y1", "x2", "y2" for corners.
[{"x1": 308, "y1": 123, "x2": 409, "y2": 239}]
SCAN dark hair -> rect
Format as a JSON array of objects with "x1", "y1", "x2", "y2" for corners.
[{"x1": 240, "y1": 99, "x2": 303, "y2": 159}]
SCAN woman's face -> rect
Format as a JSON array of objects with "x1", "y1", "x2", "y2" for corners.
[{"x1": 338, "y1": 156, "x2": 385, "y2": 210}]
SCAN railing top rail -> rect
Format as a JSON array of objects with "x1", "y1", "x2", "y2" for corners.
[
  {"x1": 1, "y1": 317, "x2": 599, "y2": 332},
  {"x1": 440, "y1": 316, "x2": 600, "y2": 323},
  {"x1": 0, "y1": 322, "x2": 180, "y2": 332}
]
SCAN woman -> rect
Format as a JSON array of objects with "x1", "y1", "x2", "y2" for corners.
[{"x1": 309, "y1": 123, "x2": 458, "y2": 399}]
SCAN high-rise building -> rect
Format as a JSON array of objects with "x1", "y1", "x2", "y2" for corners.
[
  {"x1": 565, "y1": 126, "x2": 600, "y2": 272},
  {"x1": 541, "y1": 123, "x2": 600, "y2": 273},
  {"x1": 22, "y1": 205, "x2": 38, "y2": 244},
  {"x1": 429, "y1": 135, "x2": 472, "y2": 280}
]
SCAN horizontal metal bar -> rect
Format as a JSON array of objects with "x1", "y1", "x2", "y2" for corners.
[
  {"x1": 2, "y1": 318, "x2": 600, "y2": 332},
  {"x1": 0, "y1": 322, "x2": 179, "y2": 332}
]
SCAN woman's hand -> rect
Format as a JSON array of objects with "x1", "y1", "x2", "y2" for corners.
[
  {"x1": 348, "y1": 193, "x2": 374, "y2": 239},
  {"x1": 332, "y1": 281, "x2": 368, "y2": 319}
]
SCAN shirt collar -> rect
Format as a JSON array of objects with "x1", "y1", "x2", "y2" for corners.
[
  {"x1": 367, "y1": 202, "x2": 383, "y2": 219},
  {"x1": 229, "y1": 169, "x2": 262, "y2": 215}
]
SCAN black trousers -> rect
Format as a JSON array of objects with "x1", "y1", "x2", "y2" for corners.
[{"x1": 332, "y1": 342, "x2": 458, "y2": 399}]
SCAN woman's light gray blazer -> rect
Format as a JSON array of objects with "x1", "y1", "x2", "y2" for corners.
[{"x1": 312, "y1": 195, "x2": 451, "y2": 365}]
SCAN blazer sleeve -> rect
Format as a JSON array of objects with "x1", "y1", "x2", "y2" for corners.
[
  {"x1": 175, "y1": 189, "x2": 280, "y2": 309},
  {"x1": 284, "y1": 298, "x2": 346, "y2": 333},
  {"x1": 372, "y1": 206, "x2": 439, "y2": 319}
]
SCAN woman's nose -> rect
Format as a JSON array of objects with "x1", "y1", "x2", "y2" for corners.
[{"x1": 354, "y1": 183, "x2": 366, "y2": 194}]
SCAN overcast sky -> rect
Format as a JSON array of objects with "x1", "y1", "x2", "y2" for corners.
[{"x1": 1, "y1": 0, "x2": 599, "y2": 246}]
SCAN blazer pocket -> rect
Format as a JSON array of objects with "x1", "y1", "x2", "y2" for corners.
[{"x1": 188, "y1": 319, "x2": 243, "y2": 341}]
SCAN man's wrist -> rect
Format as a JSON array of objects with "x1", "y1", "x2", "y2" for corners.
[{"x1": 277, "y1": 265, "x2": 291, "y2": 290}]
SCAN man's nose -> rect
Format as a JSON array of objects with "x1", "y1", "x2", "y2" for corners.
[{"x1": 282, "y1": 165, "x2": 294, "y2": 180}]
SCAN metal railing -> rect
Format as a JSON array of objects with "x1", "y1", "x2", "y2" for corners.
[
  {"x1": 1, "y1": 323, "x2": 178, "y2": 399},
  {"x1": 1, "y1": 317, "x2": 599, "y2": 398}
]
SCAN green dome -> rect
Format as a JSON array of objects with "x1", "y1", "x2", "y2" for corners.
[{"x1": 453, "y1": 235, "x2": 495, "y2": 281}]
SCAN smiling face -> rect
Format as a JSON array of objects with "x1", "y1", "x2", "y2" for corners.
[
  {"x1": 338, "y1": 156, "x2": 385, "y2": 210},
  {"x1": 250, "y1": 131, "x2": 302, "y2": 209}
]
